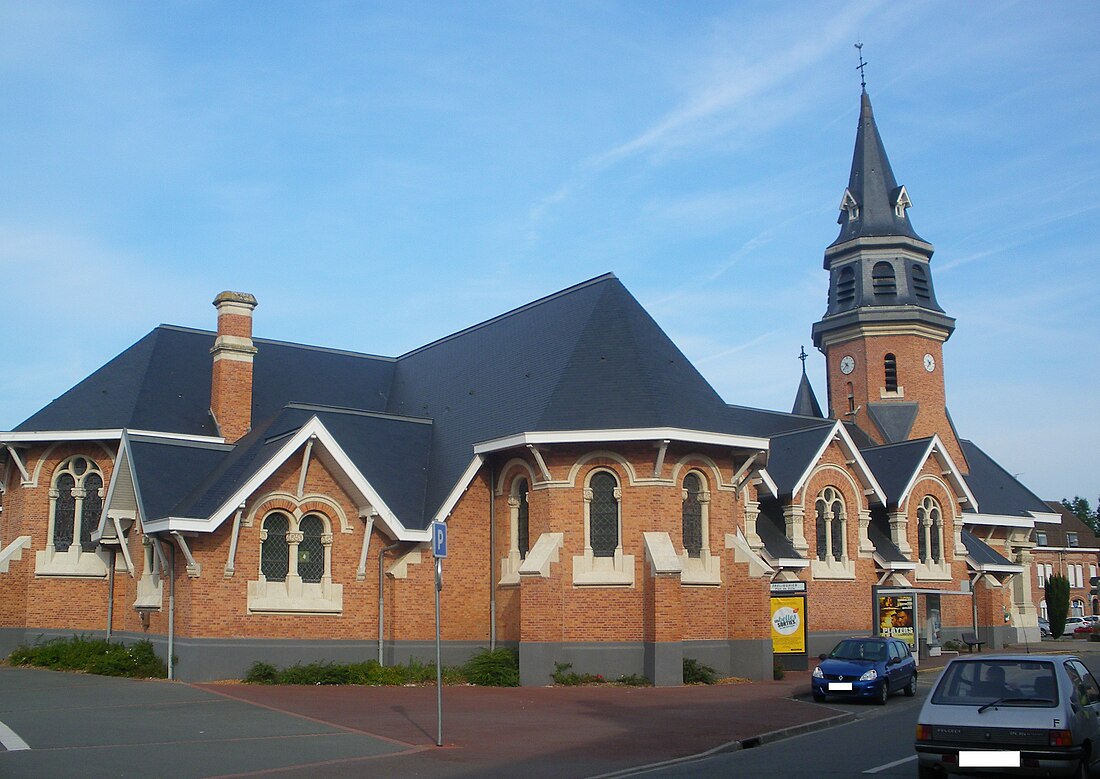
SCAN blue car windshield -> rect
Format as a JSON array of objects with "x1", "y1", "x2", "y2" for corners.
[
  {"x1": 932, "y1": 660, "x2": 1058, "y2": 707},
  {"x1": 829, "y1": 640, "x2": 886, "y2": 661}
]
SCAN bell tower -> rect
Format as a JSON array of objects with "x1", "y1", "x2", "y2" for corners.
[{"x1": 811, "y1": 89, "x2": 967, "y2": 470}]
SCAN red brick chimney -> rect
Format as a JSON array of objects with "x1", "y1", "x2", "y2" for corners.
[{"x1": 210, "y1": 291, "x2": 258, "y2": 443}]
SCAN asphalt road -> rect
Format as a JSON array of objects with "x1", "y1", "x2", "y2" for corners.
[
  {"x1": 618, "y1": 649, "x2": 1100, "y2": 778},
  {"x1": 617, "y1": 684, "x2": 927, "y2": 778}
]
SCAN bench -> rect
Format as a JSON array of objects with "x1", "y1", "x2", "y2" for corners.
[{"x1": 961, "y1": 632, "x2": 985, "y2": 653}]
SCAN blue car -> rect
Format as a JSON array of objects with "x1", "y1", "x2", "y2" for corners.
[{"x1": 812, "y1": 636, "x2": 918, "y2": 705}]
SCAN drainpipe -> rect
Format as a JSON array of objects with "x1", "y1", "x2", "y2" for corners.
[
  {"x1": 489, "y1": 460, "x2": 496, "y2": 652},
  {"x1": 106, "y1": 549, "x2": 116, "y2": 643},
  {"x1": 378, "y1": 539, "x2": 401, "y2": 665},
  {"x1": 168, "y1": 541, "x2": 176, "y2": 680}
]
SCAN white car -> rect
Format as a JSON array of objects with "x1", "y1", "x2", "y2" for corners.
[{"x1": 915, "y1": 654, "x2": 1100, "y2": 777}]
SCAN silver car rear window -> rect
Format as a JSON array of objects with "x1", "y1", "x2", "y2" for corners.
[{"x1": 932, "y1": 659, "x2": 1058, "y2": 707}]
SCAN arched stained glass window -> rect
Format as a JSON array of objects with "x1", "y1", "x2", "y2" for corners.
[
  {"x1": 81, "y1": 473, "x2": 103, "y2": 552},
  {"x1": 261, "y1": 513, "x2": 290, "y2": 582},
  {"x1": 917, "y1": 496, "x2": 943, "y2": 565},
  {"x1": 682, "y1": 473, "x2": 703, "y2": 558},
  {"x1": 516, "y1": 478, "x2": 530, "y2": 559},
  {"x1": 589, "y1": 472, "x2": 619, "y2": 558},
  {"x1": 298, "y1": 515, "x2": 324, "y2": 584},
  {"x1": 50, "y1": 457, "x2": 103, "y2": 553},
  {"x1": 815, "y1": 487, "x2": 845, "y2": 562}
]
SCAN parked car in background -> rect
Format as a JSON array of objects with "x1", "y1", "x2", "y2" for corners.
[
  {"x1": 915, "y1": 654, "x2": 1100, "y2": 777},
  {"x1": 1062, "y1": 616, "x2": 1089, "y2": 635},
  {"x1": 811, "y1": 636, "x2": 917, "y2": 705},
  {"x1": 1038, "y1": 618, "x2": 1052, "y2": 639}
]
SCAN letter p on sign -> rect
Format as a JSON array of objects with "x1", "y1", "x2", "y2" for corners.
[{"x1": 432, "y1": 521, "x2": 448, "y2": 558}]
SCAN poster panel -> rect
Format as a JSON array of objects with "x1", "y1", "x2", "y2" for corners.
[
  {"x1": 770, "y1": 595, "x2": 806, "y2": 654},
  {"x1": 925, "y1": 593, "x2": 942, "y2": 646},
  {"x1": 878, "y1": 594, "x2": 916, "y2": 648}
]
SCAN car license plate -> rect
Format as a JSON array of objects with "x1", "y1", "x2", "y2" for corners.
[
  {"x1": 959, "y1": 751, "x2": 1021, "y2": 768},
  {"x1": 828, "y1": 682, "x2": 853, "y2": 691}
]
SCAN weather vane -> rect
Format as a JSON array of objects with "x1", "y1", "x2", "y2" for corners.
[{"x1": 855, "y1": 41, "x2": 868, "y2": 90}]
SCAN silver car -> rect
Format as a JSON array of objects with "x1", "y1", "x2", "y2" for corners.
[{"x1": 915, "y1": 654, "x2": 1100, "y2": 777}]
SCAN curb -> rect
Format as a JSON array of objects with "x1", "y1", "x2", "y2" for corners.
[{"x1": 589, "y1": 709, "x2": 857, "y2": 778}]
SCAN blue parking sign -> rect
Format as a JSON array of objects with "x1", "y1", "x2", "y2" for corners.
[{"x1": 431, "y1": 521, "x2": 447, "y2": 558}]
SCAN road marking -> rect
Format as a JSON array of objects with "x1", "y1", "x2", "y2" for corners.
[
  {"x1": 863, "y1": 754, "x2": 916, "y2": 773},
  {"x1": 0, "y1": 719, "x2": 30, "y2": 751}
]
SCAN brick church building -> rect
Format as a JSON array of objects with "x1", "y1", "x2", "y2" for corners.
[{"x1": 0, "y1": 89, "x2": 1056, "y2": 684}]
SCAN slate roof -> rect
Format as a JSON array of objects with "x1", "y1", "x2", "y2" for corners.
[
  {"x1": 1039, "y1": 502, "x2": 1100, "y2": 549},
  {"x1": 961, "y1": 530, "x2": 1017, "y2": 567},
  {"x1": 10, "y1": 272, "x2": 1054, "y2": 537},
  {"x1": 961, "y1": 440, "x2": 1052, "y2": 519},
  {"x1": 756, "y1": 499, "x2": 803, "y2": 561},
  {"x1": 16, "y1": 326, "x2": 395, "y2": 436},
  {"x1": 791, "y1": 369, "x2": 823, "y2": 418},
  {"x1": 867, "y1": 510, "x2": 909, "y2": 564},
  {"x1": 764, "y1": 424, "x2": 836, "y2": 498},
  {"x1": 859, "y1": 438, "x2": 934, "y2": 508},
  {"x1": 830, "y1": 90, "x2": 925, "y2": 248}
]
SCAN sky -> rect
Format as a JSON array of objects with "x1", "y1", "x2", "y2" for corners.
[{"x1": 1, "y1": 1, "x2": 1097, "y2": 506}]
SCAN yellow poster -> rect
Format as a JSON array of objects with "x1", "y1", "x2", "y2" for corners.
[
  {"x1": 878, "y1": 595, "x2": 915, "y2": 648},
  {"x1": 770, "y1": 596, "x2": 806, "y2": 654}
]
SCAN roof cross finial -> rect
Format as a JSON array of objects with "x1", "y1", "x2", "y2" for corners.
[
  {"x1": 799, "y1": 345, "x2": 809, "y2": 374},
  {"x1": 855, "y1": 41, "x2": 868, "y2": 90}
]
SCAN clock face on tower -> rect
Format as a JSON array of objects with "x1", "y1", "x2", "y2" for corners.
[
  {"x1": 923, "y1": 353, "x2": 936, "y2": 372},
  {"x1": 840, "y1": 355, "x2": 855, "y2": 375}
]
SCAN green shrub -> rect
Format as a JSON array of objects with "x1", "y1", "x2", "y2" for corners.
[
  {"x1": 683, "y1": 657, "x2": 717, "y2": 685},
  {"x1": 773, "y1": 659, "x2": 785, "y2": 680},
  {"x1": 8, "y1": 635, "x2": 166, "y2": 678},
  {"x1": 943, "y1": 639, "x2": 964, "y2": 652},
  {"x1": 244, "y1": 661, "x2": 279, "y2": 684},
  {"x1": 614, "y1": 673, "x2": 650, "y2": 686},
  {"x1": 1046, "y1": 575, "x2": 1071, "y2": 638},
  {"x1": 463, "y1": 648, "x2": 519, "y2": 687}
]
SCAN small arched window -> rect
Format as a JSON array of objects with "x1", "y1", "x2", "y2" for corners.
[
  {"x1": 837, "y1": 266, "x2": 856, "y2": 308},
  {"x1": 917, "y1": 496, "x2": 943, "y2": 565},
  {"x1": 298, "y1": 515, "x2": 325, "y2": 584},
  {"x1": 846, "y1": 382, "x2": 855, "y2": 414},
  {"x1": 815, "y1": 487, "x2": 846, "y2": 563},
  {"x1": 50, "y1": 456, "x2": 104, "y2": 553},
  {"x1": 261, "y1": 513, "x2": 290, "y2": 582},
  {"x1": 884, "y1": 353, "x2": 898, "y2": 393},
  {"x1": 872, "y1": 262, "x2": 897, "y2": 297},
  {"x1": 259, "y1": 514, "x2": 290, "y2": 580},
  {"x1": 589, "y1": 471, "x2": 620, "y2": 558},
  {"x1": 682, "y1": 473, "x2": 704, "y2": 558},
  {"x1": 516, "y1": 478, "x2": 530, "y2": 559}
]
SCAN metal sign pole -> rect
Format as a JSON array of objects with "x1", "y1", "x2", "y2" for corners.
[
  {"x1": 431, "y1": 520, "x2": 447, "y2": 748},
  {"x1": 435, "y1": 555, "x2": 442, "y2": 747}
]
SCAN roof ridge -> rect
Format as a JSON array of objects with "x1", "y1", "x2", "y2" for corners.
[
  {"x1": 397, "y1": 273, "x2": 617, "y2": 360},
  {"x1": 285, "y1": 402, "x2": 432, "y2": 424},
  {"x1": 156, "y1": 324, "x2": 396, "y2": 362}
]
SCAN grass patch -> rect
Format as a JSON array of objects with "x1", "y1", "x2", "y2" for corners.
[{"x1": 9, "y1": 635, "x2": 167, "y2": 678}]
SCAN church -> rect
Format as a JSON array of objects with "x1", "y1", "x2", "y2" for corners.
[{"x1": 0, "y1": 88, "x2": 1056, "y2": 685}]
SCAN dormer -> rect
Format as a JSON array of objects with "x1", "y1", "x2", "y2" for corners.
[
  {"x1": 839, "y1": 188, "x2": 860, "y2": 223},
  {"x1": 892, "y1": 185, "x2": 912, "y2": 219}
]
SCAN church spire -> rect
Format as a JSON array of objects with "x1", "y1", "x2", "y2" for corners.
[
  {"x1": 791, "y1": 346, "x2": 823, "y2": 418},
  {"x1": 831, "y1": 89, "x2": 925, "y2": 248}
]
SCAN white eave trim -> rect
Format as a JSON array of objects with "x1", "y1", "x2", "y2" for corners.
[
  {"x1": 143, "y1": 416, "x2": 423, "y2": 542},
  {"x1": 873, "y1": 553, "x2": 917, "y2": 571},
  {"x1": 966, "y1": 558, "x2": 1025, "y2": 575},
  {"x1": 432, "y1": 455, "x2": 485, "y2": 526},
  {"x1": 0, "y1": 429, "x2": 225, "y2": 445},
  {"x1": 788, "y1": 421, "x2": 887, "y2": 504},
  {"x1": 473, "y1": 427, "x2": 769, "y2": 455},
  {"x1": 1034, "y1": 546, "x2": 1100, "y2": 554},
  {"x1": 898, "y1": 435, "x2": 978, "y2": 511},
  {"x1": 1031, "y1": 511, "x2": 1062, "y2": 525},
  {"x1": 962, "y1": 513, "x2": 1036, "y2": 529}
]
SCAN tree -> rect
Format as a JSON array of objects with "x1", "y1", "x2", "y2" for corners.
[
  {"x1": 1061, "y1": 496, "x2": 1100, "y2": 535},
  {"x1": 1045, "y1": 574, "x2": 1071, "y2": 639}
]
